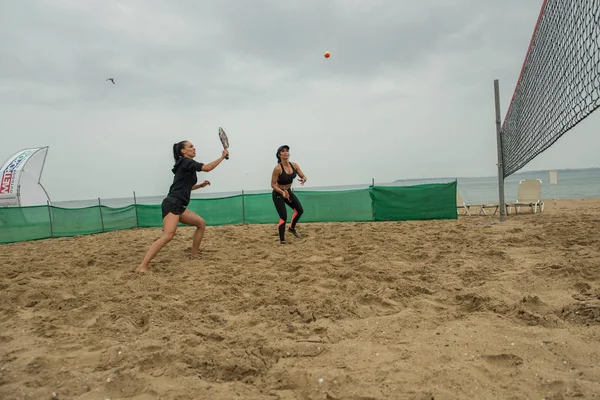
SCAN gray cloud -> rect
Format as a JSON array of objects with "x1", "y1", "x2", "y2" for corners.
[{"x1": 1, "y1": 0, "x2": 598, "y2": 202}]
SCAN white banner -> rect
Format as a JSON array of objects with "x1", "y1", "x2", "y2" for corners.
[{"x1": 0, "y1": 147, "x2": 50, "y2": 207}]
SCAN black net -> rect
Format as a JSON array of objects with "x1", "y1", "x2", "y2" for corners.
[{"x1": 501, "y1": 0, "x2": 600, "y2": 178}]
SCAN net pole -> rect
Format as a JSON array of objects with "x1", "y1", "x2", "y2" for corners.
[
  {"x1": 494, "y1": 79, "x2": 505, "y2": 222},
  {"x1": 98, "y1": 197, "x2": 105, "y2": 232},
  {"x1": 47, "y1": 200, "x2": 54, "y2": 238},
  {"x1": 133, "y1": 191, "x2": 140, "y2": 228}
]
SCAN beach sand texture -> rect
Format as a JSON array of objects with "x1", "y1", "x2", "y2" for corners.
[{"x1": 1, "y1": 198, "x2": 599, "y2": 399}]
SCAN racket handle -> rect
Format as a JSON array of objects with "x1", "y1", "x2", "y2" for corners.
[{"x1": 225, "y1": 155, "x2": 229, "y2": 160}]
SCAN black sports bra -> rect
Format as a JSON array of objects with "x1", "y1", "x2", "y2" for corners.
[{"x1": 277, "y1": 163, "x2": 297, "y2": 185}]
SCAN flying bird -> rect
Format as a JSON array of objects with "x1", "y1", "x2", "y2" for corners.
[{"x1": 106, "y1": 78, "x2": 115, "y2": 84}]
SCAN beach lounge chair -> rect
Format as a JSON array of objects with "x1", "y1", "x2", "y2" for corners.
[
  {"x1": 506, "y1": 179, "x2": 544, "y2": 214},
  {"x1": 478, "y1": 202, "x2": 500, "y2": 216},
  {"x1": 457, "y1": 192, "x2": 500, "y2": 216},
  {"x1": 456, "y1": 192, "x2": 473, "y2": 216}
]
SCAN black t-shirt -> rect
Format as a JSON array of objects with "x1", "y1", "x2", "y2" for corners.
[{"x1": 166, "y1": 158, "x2": 205, "y2": 206}]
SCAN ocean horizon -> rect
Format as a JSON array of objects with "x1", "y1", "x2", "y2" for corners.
[{"x1": 47, "y1": 167, "x2": 600, "y2": 209}]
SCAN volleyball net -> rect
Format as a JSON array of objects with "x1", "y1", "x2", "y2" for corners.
[{"x1": 500, "y1": 0, "x2": 600, "y2": 178}]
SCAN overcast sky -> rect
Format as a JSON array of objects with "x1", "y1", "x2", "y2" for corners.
[{"x1": 1, "y1": 0, "x2": 598, "y2": 201}]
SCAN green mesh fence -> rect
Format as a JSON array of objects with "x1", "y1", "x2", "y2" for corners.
[
  {"x1": 243, "y1": 189, "x2": 373, "y2": 224},
  {"x1": 294, "y1": 189, "x2": 374, "y2": 223},
  {"x1": 370, "y1": 182, "x2": 457, "y2": 221},
  {"x1": 100, "y1": 205, "x2": 138, "y2": 232},
  {"x1": 136, "y1": 195, "x2": 245, "y2": 227},
  {"x1": 0, "y1": 182, "x2": 457, "y2": 244},
  {"x1": 50, "y1": 206, "x2": 104, "y2": 237},
  {"x1": 242, "y1": 192, "x2": 276, "y2": 224},
  {"x1": 0, "y1": 205, "x2": 51, "y2": 243}
]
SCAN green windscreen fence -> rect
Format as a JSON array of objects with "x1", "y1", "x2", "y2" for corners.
[
  {"x1": 370, "y1": 182, "x2": 457, "y2": 221},
  {"x1": 0, "y1": 182, "x2": 457, "y2": 244},
  {"x1": 0, "y1": 205, "x2": 52, "y2": 243},
  {"x1": 136, "y1": 195, "x2": 245, "y2": 227}
]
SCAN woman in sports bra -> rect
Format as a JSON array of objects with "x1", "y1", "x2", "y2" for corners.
[{"x1": 270, "y1": 145, "x2": 307, "y2": 244}]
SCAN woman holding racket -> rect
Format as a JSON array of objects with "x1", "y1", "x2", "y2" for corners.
[
  {"x1": 271, "y1": 145, "x2": 307, "y2": 244},
  {"x1": 136, "y1": 140, "x2": 229, "y2": 273}
]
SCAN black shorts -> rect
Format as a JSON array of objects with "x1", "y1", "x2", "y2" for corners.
[{"x1": 161, "y1": 197, "x2": 186, "y2": 219}]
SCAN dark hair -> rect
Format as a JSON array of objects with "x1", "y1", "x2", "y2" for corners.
[
  {"x1": 173, "y1": 141, "x2": 187, "y2": 162},
  {"x1": 276, "y1": 145, "x2": 290, "y2": 162}
]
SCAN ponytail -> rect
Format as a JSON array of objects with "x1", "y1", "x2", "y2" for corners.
[{"x1": 173, "y1": 141, "x2": 186, "y2": 163}]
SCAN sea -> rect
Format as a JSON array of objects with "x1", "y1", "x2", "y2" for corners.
[{"x1": 52, "y1": 168, "x2": 600, "y2": 209}]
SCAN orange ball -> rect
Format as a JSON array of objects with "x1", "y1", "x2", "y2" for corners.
[{"x1": 324, "y1": 51, "x2": 330, "y2": 58}]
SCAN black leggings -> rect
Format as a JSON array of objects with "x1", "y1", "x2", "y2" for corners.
[{"x1": 272, "y1": 190, "x2": 304, "y2": 241}]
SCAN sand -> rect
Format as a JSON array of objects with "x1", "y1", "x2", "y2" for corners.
[{"x1": 1, "y1": 198, "x2": 600, "y2": 400}]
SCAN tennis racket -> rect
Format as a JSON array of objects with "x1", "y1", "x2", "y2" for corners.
[{"x1": 218, "y1": 127, "x2": 229, "y2": 160}]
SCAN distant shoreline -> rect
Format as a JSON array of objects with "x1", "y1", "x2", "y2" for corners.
[
  {"x1": 392, "y1": 167, "x2": 600, "y2": 184},
  {"x1": 47, "y1": 167, "x2": 600, "y2": 206}
]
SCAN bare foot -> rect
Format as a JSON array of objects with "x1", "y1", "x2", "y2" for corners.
[{"x1": 135, "y1": 265, "x2": 149, "y2": 273}]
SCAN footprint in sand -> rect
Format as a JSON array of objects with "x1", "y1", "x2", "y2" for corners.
[{"x1": 481, "y1": 353, "x2": 523, "y2": 367}]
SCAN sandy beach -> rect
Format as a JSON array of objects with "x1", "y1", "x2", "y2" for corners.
[{"x1": 1, "y1": 198, "x2": 599, "y2": 400}]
